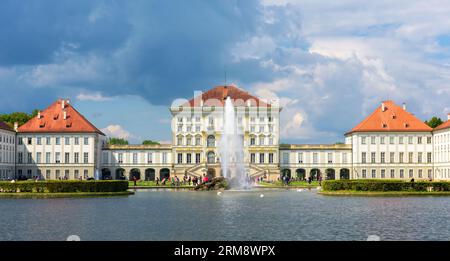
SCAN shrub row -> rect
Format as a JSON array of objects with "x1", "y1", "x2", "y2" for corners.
[
  {"x1": 322, "y1": 179, "x2": 450, "y2": 192},
  {"x1": 0, "y1": 180, "x2": 129, "y2": 193}
]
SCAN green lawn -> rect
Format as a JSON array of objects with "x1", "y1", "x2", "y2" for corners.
[
  {"x1": 319, "y1": 190, "x2": 450, "y2": 196},
  {"x1": 258, "y1": 181, "x2": 320, "y2": 187},
  {"x1": 129, "y1": 181, "x2": 194, "y2": 187}
]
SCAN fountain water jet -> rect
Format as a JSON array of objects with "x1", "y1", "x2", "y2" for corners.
[{"x1": 219, "y1": 96, "x2": 249, "y2": 188}]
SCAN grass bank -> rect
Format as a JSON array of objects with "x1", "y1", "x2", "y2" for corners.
[
  {"x1": 0, "y1": 191, "x2": 134, "y2": 198},
  {"x1": 319, "y1": 190, "x2": 450, "y2": 196}
]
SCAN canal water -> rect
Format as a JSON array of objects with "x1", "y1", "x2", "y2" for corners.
[{"x1": 0, "y1": 189, "x2": 449, "y2": 241}]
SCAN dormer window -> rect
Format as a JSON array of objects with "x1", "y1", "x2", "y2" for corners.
[
  {"x1": 404, "y1": 123, "x2": 409, "y2": 128},
  {"x1": 382, "y1": 123, "x2": 387, "y2": 128},
  {"x1": 66, "y1": 121, "x2": 72, "y2": 128},
  {"x1": 53, "y1": 114, "x2": 59, "y2": 120},
  {"x1": 392, "y1": 114, "x2": 396, "y2": 119},
  {"x1": 39, "y1": 122, "x2": 46, "y2": 128}
]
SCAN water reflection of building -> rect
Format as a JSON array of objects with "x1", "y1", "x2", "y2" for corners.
[{"x1": 5, "y1": 85, "x2": 450, "y2": 181}]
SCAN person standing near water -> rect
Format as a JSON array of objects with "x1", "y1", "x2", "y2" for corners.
[{"x1": 155, "y1": 177, "x2": 160, "y2": 186}]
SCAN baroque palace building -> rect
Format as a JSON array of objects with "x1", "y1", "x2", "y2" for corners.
[{"x1": 1, "y1": 84, "x2": 450, "y2": 181}]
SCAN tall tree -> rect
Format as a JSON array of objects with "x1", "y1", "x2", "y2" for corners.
[
  {"x1": 108, "y1": 138, "x2": 129, "y2": 145},
  {"x1": 0, "y1": 110, "x2": 39, "y2": 128},
  {"x1": 142, "y1": 140, "x2": 160, "y2": 145},
  {"x1": 425, "y1": 116, "x2": 444, "y2": 128}
]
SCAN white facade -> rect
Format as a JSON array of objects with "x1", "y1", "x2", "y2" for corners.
[
  {"x1": 15, "y1": 133, "x2": 106, "y2": 180},
  {"x1": 0, "y1": 127, "x2": 15, "y2": 180},
  {"x1": 433, "y1": 116, "x2": 450, "y2": 180},
  {"x1": 346, "y1": 132, "x2": 434, "y2": 180}
]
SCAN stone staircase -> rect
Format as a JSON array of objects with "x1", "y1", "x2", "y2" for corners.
[
  {"x1": 186, "y1": 163, "x2": 205, "y2": 177},
  {"x1": 248, "y1": 164, "x2": 266, "y2": 178}
]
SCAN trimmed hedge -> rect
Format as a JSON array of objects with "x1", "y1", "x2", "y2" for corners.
[
  {"x1": 0, "y1": 180, "x2": 129, "y2": 193},
  {"x1": 322, "y1": 179, "x2": 450, "y2": 192}
]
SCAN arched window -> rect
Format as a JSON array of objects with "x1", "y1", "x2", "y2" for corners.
[
  {"x1": 207, "y1": 135, "x2": 215, "y2": 147},
  {"x1": 207, "y1": 151, "x2": 215, "y2": 163}
]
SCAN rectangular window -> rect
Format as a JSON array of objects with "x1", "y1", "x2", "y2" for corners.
[
  {"x1": 361, "y1": 137, "x2": 366, "y2": 145},
  {"x1": 102, "y1": 152, "x2": 108, "y2": 164},
  {"x1": 187, "y1": 153, "x2": 192, "y2": 164},
  {"x1": 65, "y1": 137, "x2": 70, "y2": 145},
  {"x1": 298, "y1": 153, "x2": 303, "y2": 163},
  {"x1": 371, "y1": 137, "x2": 376, "y2": 144},
  {"x1": 418, "y1": 137, "x2": 422, "y2": 144},
  {"x1": 327, "y1": 153, "x2": 333, "y2": 163},
  {"x1": 408, "y1": 136, "x2": 413, "y2": 144},
  {"x1": 371, "y1": 152, "x2": 376, "y2": 163},
  {"x1": 399, "y1": 137, "x2": 404, "y2": 144},
  {"x1": 118, "y1": 153, "x2": 123, "y2": 164},
  {"x1": 37, "y1": 137, "x2": 42, "y2": 145},
  {"x1": 259, "y1": 153, "x2": 265, "y2": 164},
  {"x1": 269, "y1": 153, "x2": 274, "y2": 164},
  {"x1": 84, "y1": 170, "x2": 88, "y2": 179},
  {"x1": 418, "y1": 169, "x2": 423, "y2": 178},
  {"x1": 46, "y1": 170, "x2": 51, "y2": 180},
  {"x1": 162, "y1": 153, "x2": 167, "y2": 164},
  {"x1": 18, "y1": 138, "x2": 23, "y2": 145},
  {"x1": 361, "y1": 152, "x2": 366, "y2": 163},
  {"x1": 46, "y1": 152, "x2": 51, "y2": 164},
  {"x1": 389, "y1": 136, "x2": 395, "y2": 144},
  {"x1": 313, "y1": 153, "x2": 318, "y2": 164},
  {"x1": 65, "y1": 152, "x2": 70, "y2": 164},
  {"x1": 36, "y1": 152, "x2": 41, "y2": 164},
  {"x1": 55, "y1": 170, "x2": 60, "y2": 179},
  {"x1": 371, "y1": 169, "x2": 376, "y2": 178},
  {"x1": 177, "y1": 153, "x2": 183, "y2": 164},
  {"x1": 418, "y1": 152, "x2": 422, "y2": 163},
  {"x1": 46, "y1": 137, "x2": 51, "y2": 145},
  {"x1": 409, "y1": 152, "x2": 413, "y2": 163},
  {"x1": 381, "y1": 169, "x2": 385, "y2": 178},
  {"x1": 74, "y1": 152, "x2": 79, "y2": 164},
  {"x1": 195, "y1": 153, "x2": 200, "y2": 164},
  {"x1": 390, "y1": 169, "x2": 395, "y2": 178},
  {"x1": 133, "y1": 153, "x2": 138, "y2": 164},
  {"x1": 362, "y1": 169, "x2": 367, "y2": 179},
  {"x1": 74, "y1": 137, "x2": 79, "y2": 145},
  {"x1": 380, "y1": 137, "x2": 385, "y2": 144},
  {"x1": 390, "y1": 152, "x2": 395, "y2": 163},
  {"x1": 399, "y1": 152, "x2": 404, "y2": 163},
  {"x1": 65, "y1": 170, "x2": 70, "y2": 179},
  {"x1": 409, "y1": 169, "x2": 413, "y2": 178},
  {"x1": 83, "y1": 153, "x2": 89, "y2": 163},
  {"x1": 427, "y1": 153, "x2": 432, "y2": 163},
  {"x1": 147, "y1": 153, "x2": 152, "y2": 164},
  {"x1": 74, "y1": 170, "x2": 79, "y2": 180},
  {"x1": 427, "y1": 137, "x2": 432, "y2": 144},
  {"x1": 27, "y1": 152, "x2": 32, "y2": 164},
  {"x1": 27, "y1": 137, "x2": 32, "y2": 145},
  {"x1": 55, "y1": 137, "x2": 60, "y2": 145},
  {"x1": 84, "y1": 137, "x2": 89, "y2": 145},
  {"x1": 18, "y1": 152, "x2": 23, "y2": 164},
  {"x1": 251, "y1": 153, "x2": 256, "y2": 164},
  {"x1": 55, "y1": 152, "x2": 61, "y2": 163},
  {"x1": 400, "y1": 169, "x2": 404, "y2": 178},
  {"x1": 381, "y1": 152, "x2": 385, "y2": 163}
]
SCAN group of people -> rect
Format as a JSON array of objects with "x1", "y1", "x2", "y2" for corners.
[{"x1": 152, "y1": 174, "x2": 207, "y2": 187}]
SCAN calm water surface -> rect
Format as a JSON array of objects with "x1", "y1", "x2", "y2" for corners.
[{"x1": 0, "y1": 189, "x2": 449, "y2": 241}]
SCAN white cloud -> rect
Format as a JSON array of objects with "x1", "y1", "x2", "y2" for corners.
[
  {"x1": 76, "y1": 92, "x2": 113, "y2": 102},
  {"x1": 101, "y1": 124, "x2": 133, "y2": 139}
]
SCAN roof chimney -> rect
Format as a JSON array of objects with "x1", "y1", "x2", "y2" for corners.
[
  {"x1": 13, "y1": 122, "x2": 18, "y2": 131},
  {"x1": 37, "y1": 111, "x2": 41, "y2": 119},
  {"x1": 402, "y1": 102, "x2": 406, "y2": 111},
  {"x1": 63, "y1": 111, "x2": 67, "y2": 120},
  {"x1": 61, "y1": 100, "x2": 65, "y2": 109},
  {"x1": 381, "y1": 102, "x2": 386, "y2": 112},
  {"x1": 448, "y1": 113, "x2": 450, "y2": 121}
]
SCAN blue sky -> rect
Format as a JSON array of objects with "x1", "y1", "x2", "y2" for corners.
[{"x1": 1, "y1": 0, "x2": 450, "y2": 144}]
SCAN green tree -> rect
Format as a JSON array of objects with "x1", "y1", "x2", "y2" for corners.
[
  {"x1": 425, "y1": 116, "x2": 444, "y2": 128},
  {"x1": 0, "y1": 110, "x2": 39, "y2": 128},
  {"x1": 108, "y1": 138, "x2": 129, "y2": 145},
  {"x1": 142, "y1": 140, "x2": 160, "y2": 145}
]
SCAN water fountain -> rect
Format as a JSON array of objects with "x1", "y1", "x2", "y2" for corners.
[{"x1": 219, "y1": 96, "x2": 249, "y2": 188}]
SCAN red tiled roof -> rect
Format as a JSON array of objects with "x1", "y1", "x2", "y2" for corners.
[
  {"x1": 346, "y1": 100, "x2": 432, "y2": 134},
  {"x1": 434, "y1": 115, "x2": 450, "y2": 131},
  {"x1": 18, "y1": 99, "x2": 104, "y2": 135},
  {"x1": 184, "y1": 85, "x2": 270, "y2": 107},
  {"x1": 0, "y1": 121, "x2": 13, "y2": 132}
]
